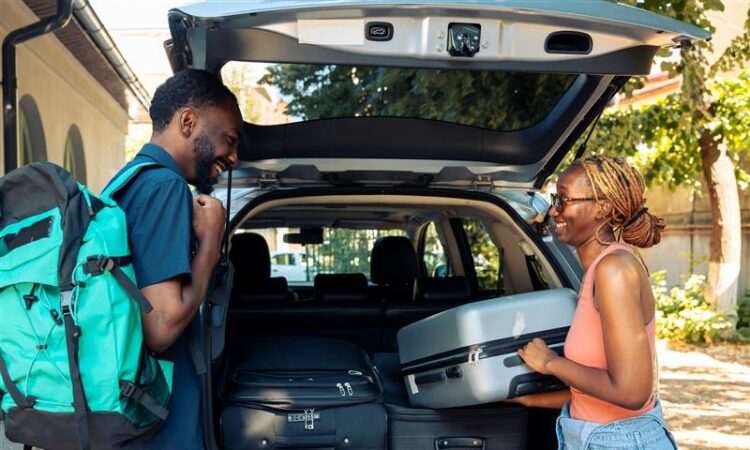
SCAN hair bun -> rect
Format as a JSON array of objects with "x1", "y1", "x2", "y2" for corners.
[{"x1": 622, "y1": 211, "x2": 666, "y2": 248}]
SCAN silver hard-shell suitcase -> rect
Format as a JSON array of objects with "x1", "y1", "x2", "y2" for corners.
[{"x1": 397, "y1": 288, "x2": 577, "y2": 409}]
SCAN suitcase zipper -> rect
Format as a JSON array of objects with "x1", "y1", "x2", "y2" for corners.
[{"x1": 401, "y1": 326, "x2": 570, "y2": 374}]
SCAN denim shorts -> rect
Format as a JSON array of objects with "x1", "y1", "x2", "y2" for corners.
[{"x1": 556, "y1": 398, "x2": 678, "y2": 449}]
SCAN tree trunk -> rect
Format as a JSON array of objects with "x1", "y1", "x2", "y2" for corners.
[{"x1": 699, "y1": 129, "x2": 741, "y2": 314}]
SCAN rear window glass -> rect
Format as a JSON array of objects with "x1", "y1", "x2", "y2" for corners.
[
  {"x1": 222, "y1": 62, "x2": 576, "y2": 131},
  {"x1": 241, "y1": 227, "x2": 407, "y2": 284}
]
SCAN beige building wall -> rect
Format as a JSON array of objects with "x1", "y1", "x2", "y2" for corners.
[{"x1": 0, "y1": 1, "x2": 130, "y2": 192}]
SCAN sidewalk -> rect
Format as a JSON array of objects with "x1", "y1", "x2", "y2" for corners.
[{"x1": 659, "y1": 340, "x2": 750, "y2": 449}]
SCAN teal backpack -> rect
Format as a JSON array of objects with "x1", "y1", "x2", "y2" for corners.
[{"x1": 0, "y1": 162, "x2": 172, "y2": 450}]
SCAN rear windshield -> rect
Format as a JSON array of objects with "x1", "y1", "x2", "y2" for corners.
[
  {"x1": 243, "y1": 227, "x2": 407, "y2": 284},
  {"x1": 222, "y1": 62, "x2": 576, "y2": 131}
]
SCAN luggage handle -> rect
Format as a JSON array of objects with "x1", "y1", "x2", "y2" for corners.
[
  {"x1": 504, "y1": 344, "x2": 564, "y2": 368},
  {"x1": 435, "y1": 437, "x2": 486, "y2": 449},
  {"x1": 413, "y1": 365, "x2": 463, "y2": 387}
]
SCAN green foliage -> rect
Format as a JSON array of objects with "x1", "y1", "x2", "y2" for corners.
[
  {"x1": 260, "y1": 64, "x2": 575, "y2": 131},
  {"x1": 423, "y1": 223, "x2": 450, "y2": 278},
  {"x1": 652, "y1": 271, "x2": 735, "y2": 343},
  {"x1": 710, "y1": 8, "x2": 750, "y2": 76},
  {"x1": 735, "y1": 291, "x2": 750, "y2": 341},
  {"x1": 462, "y1": 219, "x2": 502, "y2": 292},
  {"x1": 589, "y1": 71, "x2": 750, "y2": 190}
]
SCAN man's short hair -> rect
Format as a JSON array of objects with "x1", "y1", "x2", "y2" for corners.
[{"x1": 150, "y1": 69, "x2": 238, "y2": 132}]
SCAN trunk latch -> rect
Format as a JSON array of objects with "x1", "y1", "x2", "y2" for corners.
[{"x1": 473, "y1": 175, "x2": 493, "y2": 192}]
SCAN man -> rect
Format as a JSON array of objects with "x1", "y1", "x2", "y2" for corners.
[{"x1": 108, "y1": 69, "x2": 242, "y2": 448}]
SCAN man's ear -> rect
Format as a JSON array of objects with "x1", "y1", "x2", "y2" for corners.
[{"x1": 178, "y1": 107, "x2": 197, "y2": 138}]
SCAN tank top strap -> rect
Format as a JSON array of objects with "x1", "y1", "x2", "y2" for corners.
[{"x1": 581, "y1": 243, "x2": 646, "y2": 300}]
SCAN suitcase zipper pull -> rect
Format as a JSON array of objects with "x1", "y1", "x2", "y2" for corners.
[
  {"x1": 348, "y1": 370, "x2": 363, "y2": 376},
  {"x1": 467, "y1": 347, "x2": 483, "y2": 366},
  {"x1": 344, "y1": 382, "x2": 354, "y2": 396},
  {"x1": 336, "y1": 382, "x2": 346, "y2": 397}
]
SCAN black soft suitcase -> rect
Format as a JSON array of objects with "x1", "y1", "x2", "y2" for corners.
[
  {"x1": 373, "y1": 353, "x2": 528, "y2": 450},
  {"x1": 220, "y1": 337, "x2": 386, "y2": 450}
]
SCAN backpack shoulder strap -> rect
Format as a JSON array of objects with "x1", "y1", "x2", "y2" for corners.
[{"x1": 102, "y1": 161, "x2": 161, "y2": 199}]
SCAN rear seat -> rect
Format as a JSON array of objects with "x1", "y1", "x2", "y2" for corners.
[
  {"x1": 372, "y1": 236, "x2": 472, "y2": 350},
  {"x1": 370, "y1": 236, "x2": 418, "y2": 302},
  {"x1": 228, "y1": 234, "x2": 472, "y2": 353},
  {"x1": 228, "y1": 249, "x2": 382, "y2": 351},
  {"x1": 229, "y1": 233, "x2": 288, "y2": 303}
]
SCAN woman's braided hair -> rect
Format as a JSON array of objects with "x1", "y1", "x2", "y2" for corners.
[{"x1": 571, "y1": 155, "x2": 666, "y2": 248}]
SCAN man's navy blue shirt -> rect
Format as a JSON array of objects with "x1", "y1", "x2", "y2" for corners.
[
  {"x1": 108, "y1": 143, "x2": 203, "y2": 449},
  {"x1": 110, "y1": 143, "x2": 193, "y2": 288}
]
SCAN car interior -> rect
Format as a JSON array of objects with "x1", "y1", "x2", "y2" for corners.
[{"x1": 214, "y1": 192, "x2": 567, "y2": 448}]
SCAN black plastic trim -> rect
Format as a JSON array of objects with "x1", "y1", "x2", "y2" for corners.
[{"x1": 545, "y1": 31, "x2": 593, "y2": 55}]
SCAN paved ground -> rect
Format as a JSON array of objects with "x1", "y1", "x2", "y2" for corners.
[
  {"x1": 659, "y1": 340, "x2": 750, "y2": 450},
  {"x1": 2, "y1": 340, "x2": 748, "y2": 449}
]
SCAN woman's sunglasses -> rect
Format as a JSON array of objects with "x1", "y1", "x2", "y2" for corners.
[{"x1": 550, "y1": 193, "x2": 596, "y2": 212}]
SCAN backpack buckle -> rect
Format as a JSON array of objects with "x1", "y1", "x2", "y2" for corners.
[
  {"x1": 84, "y1": 256, "x2": 114, "y2": 275},
  {"x1": 120, "y1": 381, "x2": 137, "y2": 398}
]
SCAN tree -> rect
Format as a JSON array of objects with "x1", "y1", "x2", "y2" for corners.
[
  {"x1": 590, "y1": 1, "x2": 750, "y2": 313},
  {"x1": 261, "y1": 65, "x2": 575, "y2": 131}
]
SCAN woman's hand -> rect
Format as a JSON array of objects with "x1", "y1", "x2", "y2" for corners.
[{"x1": 517, "y1": 338, "x2": 560, "y2": 375}]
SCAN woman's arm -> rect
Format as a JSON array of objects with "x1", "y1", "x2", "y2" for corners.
[
  {"x1": 518, "y1": 253, "x2": 654, "y2": 410},
  {"x1": 508, "y1": 389, "x2": 571, "y2": 409}
]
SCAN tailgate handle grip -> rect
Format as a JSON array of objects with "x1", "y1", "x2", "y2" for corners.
[{"x1": 435, "y1": 437, "x2": 486, "y2": 449}]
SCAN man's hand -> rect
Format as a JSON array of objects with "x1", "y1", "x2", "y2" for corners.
[
  {"x1": 517, "y1": 338, "x2": 560, "y2": 375},
  {"x1": 192, "y1": 194, "x2": 226, "y2": 264}
]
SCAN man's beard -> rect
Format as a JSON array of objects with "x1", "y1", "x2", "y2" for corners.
[{"x1": 192, "y1": 133, "x2": 218, "y2": 194}]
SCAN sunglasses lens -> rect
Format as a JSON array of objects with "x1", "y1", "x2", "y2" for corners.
[{"x1": 552, "y1": 196, "x2": 562, "y2": 212}]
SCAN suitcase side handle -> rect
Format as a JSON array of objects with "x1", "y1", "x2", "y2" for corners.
[
  {"x1": 414, "y1": 365, "x2": 464, "y2": 386},
  {"x1": 504, "y1": 344, "x2": 564, "y2": 368},
  {"x1": 435, "y1": 437, "x2": 486, "y2": 449}
]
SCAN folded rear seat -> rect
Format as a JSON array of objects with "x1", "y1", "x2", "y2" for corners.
[{"x1": 371, "y1": 236, "x2": 473, "y2": 350}]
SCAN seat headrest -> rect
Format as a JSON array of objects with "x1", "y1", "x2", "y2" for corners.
[
  {"x1": 229, "y1": 233, "x2": 271, "y2": 280},
  {"x1": 314, "y1": 273, "x2": 369, "y2": 302},
  {"x1": 420, "y1": 276, "x2": 471, "y2": 303},
  {"x1": 370, "y1": 236, "x2": 418, "y2": 285}
]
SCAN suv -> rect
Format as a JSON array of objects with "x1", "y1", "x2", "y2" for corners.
[{"x1": 164, "y1": 2, "x2": 708, "y2": 448}]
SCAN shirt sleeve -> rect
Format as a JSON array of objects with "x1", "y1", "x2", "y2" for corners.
[{"x1": 129, "y1": 178, "x2": 193, "y2": 288}]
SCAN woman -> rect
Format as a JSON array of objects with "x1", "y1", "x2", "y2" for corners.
[{"x1": 512, "y1": 156, "x2": 676, "y2": 449}]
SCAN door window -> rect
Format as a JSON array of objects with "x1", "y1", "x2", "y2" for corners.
[
  {"x1": 461, "y1": 218, "x2": 503, "y2": 293},
  {"x1": 422, "y1": 222, "x2": 451, "y2": 278}
]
